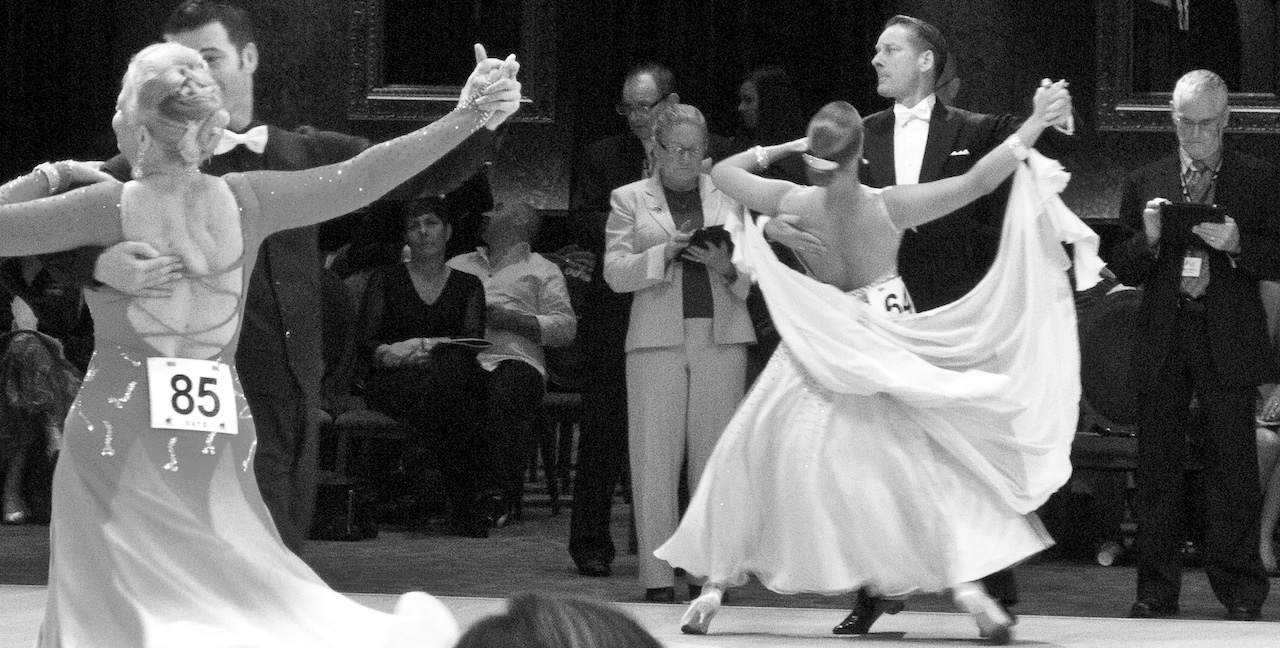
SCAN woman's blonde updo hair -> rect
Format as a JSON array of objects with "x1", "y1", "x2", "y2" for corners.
[
  {"x1": 117, "y1": 42, "x2": 229, "y2": 171},
  {"x1": 652, "y1": 103, "x2": 709, "y2": 148},
  {"x1": 805, "y1": 101, "x2": 864, "y2": 186}
]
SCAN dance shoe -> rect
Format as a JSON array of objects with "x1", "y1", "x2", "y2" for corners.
[
  {"x1": 1127, "y1": 598, "x2": 1179, "y2": 618},
  {"x1": 644, "y1": 587, "x2": 675, "y2": 603},
  {"x1": 679, "y1": 587, "x2": 723, "y2": 635},
  {"x1": 1225, "y1": 604, "x2": 1262, "y2": 621},
  {"x1": 831, "y1": 592, "x2": 905, "y2": 635},
  {"x1": 954, "y1": 583, "x2": 1014, "y2": 645},
  {"x1": 576, "y1": 559, "x2": 611, "y2": 578}
]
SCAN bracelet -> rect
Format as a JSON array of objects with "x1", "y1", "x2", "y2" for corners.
[
  {"x1": 1005, "y1": 135, "x2": 1029, "y2": 161},
  {"x1": 34, "y1": 162, "x2": 68, "y2": 194},
  {"x1": 753, "y1": 145, "x2": 770, "y2": 170}
]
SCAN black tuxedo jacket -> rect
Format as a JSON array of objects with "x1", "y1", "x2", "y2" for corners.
[
  {"x1": 861, "y1": 102, "x2": 1021, "y2": 310},
  {"x1": 1110, "y1": 149, "x2": 1280, "y2": 392}
]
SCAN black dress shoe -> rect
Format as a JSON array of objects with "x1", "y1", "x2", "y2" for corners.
[
  {"x1": 832, "y1": 592, "x2": 905, "y2": 635},
  {"x1": 1225, "y1": 604, "x2": 1262, "y2": 621},
  {"x1": 577, "y1": 559, "x2": 611, "y2": 577},
  {"x1": 1128, "y1": 599, "x2": 1179, "y2": 618},
  {"x1": 644, "y1": 587, "x2": 675, "y2": 603}
]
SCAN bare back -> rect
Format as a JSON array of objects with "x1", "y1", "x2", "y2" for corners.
[
  {"x1": 778, "y1": 184, "x2": 901, "y2": 292},
  {"x1": 120, "y1": 175, "x2": 244, "y2": 359}
]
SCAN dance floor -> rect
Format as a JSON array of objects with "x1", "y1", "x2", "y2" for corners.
[{"x1": 1, "y1": 585, "x2": 1276, "y2": 647}]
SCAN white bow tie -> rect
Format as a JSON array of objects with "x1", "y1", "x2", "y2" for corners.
[
  {"x1": 894, "y1": 102, "x2": 932, "y2": 127},
  {"x1": 214, "y1": 125, "x2": 269, "y2": 155}
]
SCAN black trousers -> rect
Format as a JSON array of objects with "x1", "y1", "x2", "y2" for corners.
[
  {"x1": 568, "y1": 345, "x2": 629, "y2": 567},
  {"x1": 243, "y1": 386, "x2": 319, "y2": 553},
  {"x1": 366, "y1": 347, "x2": 484, "y2": 521},
  {"x1": 481, "y1": 359, "x2": 545, "y2": 504},
  {"x1": 1134, "y1": 303, "x2": 1269, "y2": 607}
]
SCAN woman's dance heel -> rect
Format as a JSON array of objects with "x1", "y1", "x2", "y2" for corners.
[
  {"x1": 953, "y1": 582, "x2": 1013, "y2": 645},
  {"x1": 679, "y1": 586, "x2": 723, "y2": 635}
]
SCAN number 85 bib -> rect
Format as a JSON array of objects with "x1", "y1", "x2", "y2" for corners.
[{"x1": 147, "y1": 358, "x2": 238, "y2": 435}]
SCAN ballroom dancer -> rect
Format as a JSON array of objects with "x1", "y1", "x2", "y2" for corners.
[
  {"x1": 655, "y1": 80, "x2": 1093, "y2": 645},
  {"x1": 0, "y1": 41, "x2": 519, "y2": 646}
]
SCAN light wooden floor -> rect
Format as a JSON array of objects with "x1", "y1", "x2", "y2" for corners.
[{"x1": 2, "y1": 585, "x2": 1277, "y2": 647}]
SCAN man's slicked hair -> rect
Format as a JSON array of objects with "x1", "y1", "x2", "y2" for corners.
[
  {"x1": 163, "y1": 0, "x2": 256, "y2": 52},
  {"x1": 884, "y1": 14, "x2": 949, "y2": 87}
]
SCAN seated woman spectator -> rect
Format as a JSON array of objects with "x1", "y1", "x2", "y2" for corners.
[
  {"x1": 0, "y1": 330, "x2": 81, "y2": 524},
  {"x1": 1252, "y1": 280, "x2": 1280, "y2": 573},
  {"x1": 454, "y1": 592, "x2": 662, "y2": 648},
  {"x1": 352, "y1": 196, "x2": 490, "y2": 537}
]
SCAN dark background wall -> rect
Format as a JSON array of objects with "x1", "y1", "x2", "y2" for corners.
[{"x1": 4, "y1": 0, "x2": 1280, "y2": 221}]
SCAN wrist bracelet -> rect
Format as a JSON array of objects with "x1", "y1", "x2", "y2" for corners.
[
  {"x1": 34, "y1": 162, "x2": 67, "y2": 194},
  {"x1": 753, "y1": 145, "x2": 770, "y2": 170},
  {"x1": 1005, "y1": 135, "x2": 1029, "y2": 162}
]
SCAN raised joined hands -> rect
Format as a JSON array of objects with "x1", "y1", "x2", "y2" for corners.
[{"x1": 461, "y1": 44, "x2": 522, "y2": 130}]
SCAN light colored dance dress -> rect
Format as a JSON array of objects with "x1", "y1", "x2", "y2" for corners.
[
  {"x1": 655, "y1": 151, "x2": 1102, "y2": 597},
  {"x1": 0, "y1": 115, "x2": 482, "y2": 647}
]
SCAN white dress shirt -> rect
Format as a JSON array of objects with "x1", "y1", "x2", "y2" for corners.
[
  {"x1": 893, "y1": 94, "x2": 936, "y2": 186},
  {"x1": 448, "y1": 242, "x2": 577, "y2": 377}
]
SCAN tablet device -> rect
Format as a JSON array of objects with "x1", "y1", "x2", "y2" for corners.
[
  {"x1": 1161, "y1": 202, "x2": 1225, "y2": 249},
  {"x1": 688, "y1": 224, "x2": 733, "y2": 252}
]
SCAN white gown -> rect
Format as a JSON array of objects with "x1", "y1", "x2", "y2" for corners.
[{"x1": 655, "y1": 151, "x2": 1102, "y2": 597}]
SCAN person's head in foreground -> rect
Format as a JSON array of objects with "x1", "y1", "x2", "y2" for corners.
[{"x1": 453, "y1": 592, "x2": 664, "y2": 648}]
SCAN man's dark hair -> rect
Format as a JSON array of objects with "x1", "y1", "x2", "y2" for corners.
[
  {"x1": 626, "y1": 62, "x2": 676, "y2": 98},
  {"x1": 884, "y1": 14, "x2": 949, "y2": 88},
  {"x1": 163, "y1": 0, "x2": 257, "y2": 52}
]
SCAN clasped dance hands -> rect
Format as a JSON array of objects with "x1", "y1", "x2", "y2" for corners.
[{"x1": 462, "y1": 44, "x2": 522, "y2": 130}]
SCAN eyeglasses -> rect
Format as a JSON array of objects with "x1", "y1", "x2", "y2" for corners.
[
  {"x1": 615, "y1": 94, "x2": 669, "y2": 116},
  {"x1": 1173, "y1": 113, "x2": 1226, "y2": 133},
  {"x1": 657, "y1": 140, "x2": 705, "y2": 160}
]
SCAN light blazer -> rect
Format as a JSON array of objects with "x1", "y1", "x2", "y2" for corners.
[{"x1": 604, "y1": 174, "x2": 755, "y2": 352}]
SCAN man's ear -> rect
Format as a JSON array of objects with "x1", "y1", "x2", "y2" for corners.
[
  {"x1": 240, "y1": 42, "x2": 259, "y2": 74},
  {"x1": 918, "y1": 50, "x2": 935, "y2": 74}
]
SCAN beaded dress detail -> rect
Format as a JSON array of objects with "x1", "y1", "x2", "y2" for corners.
[
  {"x1": 656, "y1": 151, "x2": 1101, "y2": 596},
  {"x1": 0, "y1": 107, "x2": 491, "y2": 648}
]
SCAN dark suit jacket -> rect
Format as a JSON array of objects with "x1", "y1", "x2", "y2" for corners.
[
  {"x1": 861, "y1": 102, "x2": 1021, "y2": 310},
  {"x1": 1109, "y1": 149, "x2": 1280, "y2": 392}
]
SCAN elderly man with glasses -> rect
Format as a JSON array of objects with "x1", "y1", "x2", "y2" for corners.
[{"x1": 1110, "y1": 68, "x2": 1280, "y2": 622}]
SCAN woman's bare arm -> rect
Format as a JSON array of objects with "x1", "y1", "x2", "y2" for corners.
[
  {"x1": 710, "y1": 138, "x2": 808, "y2": 215},
  {"x1": 882, "y1": 80, "x2": 1070, "y2": 230}
]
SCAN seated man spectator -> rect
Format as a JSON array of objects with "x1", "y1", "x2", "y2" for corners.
[{"x1": 450, "y1": 201, "x2": 576, "y2": 525}]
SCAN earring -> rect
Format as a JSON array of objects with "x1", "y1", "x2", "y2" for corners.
[{"x1": 401, "y1": 244, "x2": 412, "y2": 263}]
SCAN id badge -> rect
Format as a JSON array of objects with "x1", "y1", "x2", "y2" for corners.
[
  {"x1": 147, "y1": 358, "x2": 238, "y2": 435},
  {"x1": 1182, "y1": 256, "x2": 1203, "y2": 278},
  {"x1": 865, "y1": 276, "x2": 916, "y2": 320}
]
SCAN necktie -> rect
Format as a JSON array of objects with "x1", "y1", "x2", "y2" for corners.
[
  {"x1": 214, "y1": 125, "x2": 269, "y2": 155},
  {"x1": 894, "y1": 102, "x2": 932, "y2": 128},
  {"x1": 1180, "y1": 162, "x2": 1212, "y2": 299}
]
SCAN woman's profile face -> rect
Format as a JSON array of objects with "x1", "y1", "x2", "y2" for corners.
[
  {"x1": 405, "y1": 212, "x2": 451, "y2": 258},
  {"x1": 737, "y1": 80, "x2": 760, "y2": 131}
]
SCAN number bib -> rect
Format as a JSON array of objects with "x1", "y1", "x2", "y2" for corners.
[
  {"x1": 865, "y1": 276, "x2": 916, "y2": 320},
  {"x1": 146, "y1": 358, "x2": 238, "y2": 435}
]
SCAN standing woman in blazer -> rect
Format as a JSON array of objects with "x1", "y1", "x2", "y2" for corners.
[{"x1": 604, "y1": 103, "x2": 756, "y2": 601}]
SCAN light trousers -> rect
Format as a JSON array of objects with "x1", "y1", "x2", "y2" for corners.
[{"x1": 626, "y1": 318, "x2": 746, "y2": 589}]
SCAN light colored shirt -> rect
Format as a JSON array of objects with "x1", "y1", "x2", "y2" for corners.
[
  {"x1": 448, "y1": 242, "x2": 576, "y2": 377},
  {"x1": 893, "y1": 94, "x2": 936, "y2": 186}
]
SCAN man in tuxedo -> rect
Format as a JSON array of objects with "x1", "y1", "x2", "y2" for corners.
[
  {"x1": 1111, "y1": 69, "x2": 1278, "y2": 621},
  {"x1": 764, "y1": 14, "x2": 1056, "y2": 634},
  {"x1": 60, "y1": 0, "x2": 499, "y2": 552}
]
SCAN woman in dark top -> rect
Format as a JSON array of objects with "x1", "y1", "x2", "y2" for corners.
[{"x1": 355, "y1": 196, "x2": 490, "y2": 537}]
